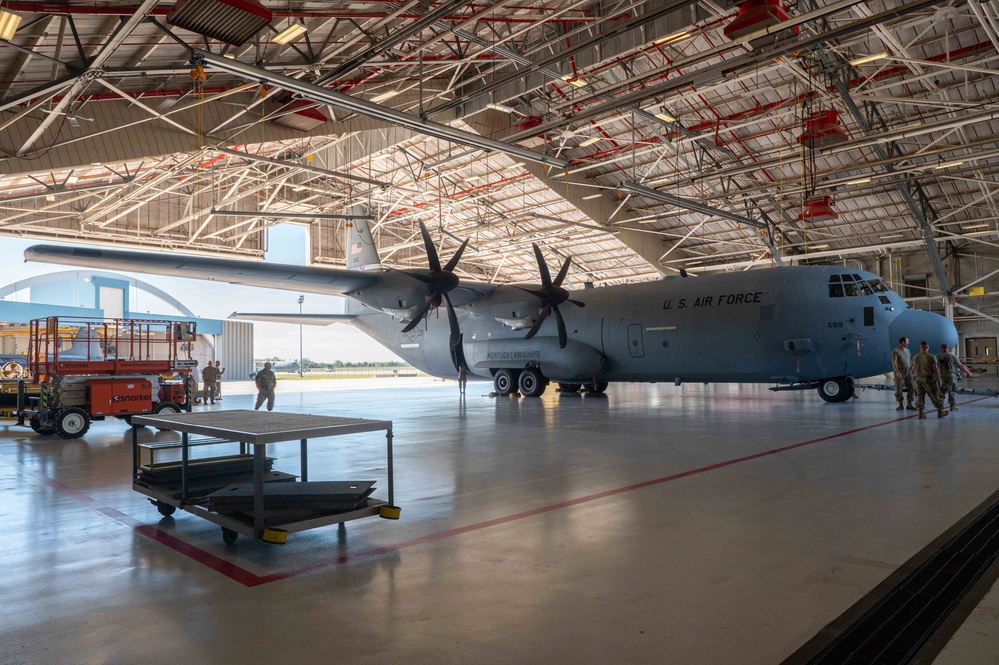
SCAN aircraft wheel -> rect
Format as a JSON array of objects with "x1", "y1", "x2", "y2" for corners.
[
  {"x1": 583, "y1": 381, "x2": 609, "y2": 394},
  {"x1": 54, "y1": 407, "x2": 91, "y2": 439},
  {"x1": 493, "y1": 369, "x2": 517, "y2": 396},
  {"x1": 29, "y1": 413, "x2": 54, "y2": 436},
  {"x1": 518, "y1": 368, "x2": 548, "y2": 398},
  {"x1": 817, "y1": 377, "x2": 854, "y2": 403},
  {"x1": 558, "y1": 383, "x2": 581, "y2": 393}
]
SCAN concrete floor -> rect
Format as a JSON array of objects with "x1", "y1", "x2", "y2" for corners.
[{"x1": 2, "y1": 378, "x2": 998, "y2": 665}]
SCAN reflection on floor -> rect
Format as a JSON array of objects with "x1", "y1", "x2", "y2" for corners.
[{"x1": 2, "y1": 379, "x2": 998, "y2": 664}]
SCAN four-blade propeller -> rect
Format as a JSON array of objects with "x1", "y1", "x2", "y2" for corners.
[
  {"x1": 400, "y1": 221, "x2": 468, "y2": 370},
  {"x1": 520, "y1": 243, "x2": 585, "y2": 348}
]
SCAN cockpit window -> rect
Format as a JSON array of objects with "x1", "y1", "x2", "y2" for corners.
[{"x1": 828, "y1": 275, "x2": 891, "y2": 298}]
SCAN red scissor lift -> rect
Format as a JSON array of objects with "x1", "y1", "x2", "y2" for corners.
[{"x1": 19, "y1": 317, "x2": 198, "y2": 439}]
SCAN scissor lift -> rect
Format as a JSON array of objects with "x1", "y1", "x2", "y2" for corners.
[{"x1": 18, "y1": 316, "x2": 198, "y2": 439}]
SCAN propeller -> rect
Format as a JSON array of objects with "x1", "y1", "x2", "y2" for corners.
[
  {"x1": 520, "y1": 244, "x2": 585, "y2": 348},
  {"x1": 400, "y1": 221, "x2": 469, "y2": 370}
]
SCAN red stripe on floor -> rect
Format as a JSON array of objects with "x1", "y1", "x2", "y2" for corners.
[{"x1": 3, "y1": 396, "x2": 992, "y2": 587}]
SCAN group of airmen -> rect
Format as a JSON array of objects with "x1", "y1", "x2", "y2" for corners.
[
  {"x1": 192, "y1": 360, "x2": 226, "y2": 405},
  {"x1": 892, "y1": 338, "x2": 973, "y2": 419}
]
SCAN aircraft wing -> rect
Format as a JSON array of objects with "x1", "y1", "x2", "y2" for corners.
[
  {"x1": 25, "y1": 245, "x2": 384, "y2": 296},
  {"x1": 24, "y1": 244, "x2": 497, "y2": 306},
  {"x1": 230, "y1": 312, "x2": 356, "y2": 326}
]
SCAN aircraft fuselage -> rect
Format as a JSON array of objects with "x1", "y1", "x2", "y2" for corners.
[{"x1": 352, "y1": 265, "x2": 956, "y2": 387}]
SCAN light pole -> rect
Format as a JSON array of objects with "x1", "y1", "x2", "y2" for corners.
[{"x1": 298, "y1": 294, "x2": 305, "y2": 377}]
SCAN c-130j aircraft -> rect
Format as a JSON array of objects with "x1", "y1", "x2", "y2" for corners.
[{"x1": 25, "y1": 213, "x2": 956, "y2": 402}]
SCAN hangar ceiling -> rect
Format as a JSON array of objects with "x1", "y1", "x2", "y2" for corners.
[{"x1": 1, "y1": 0, "x2": 998, "y2": 292}]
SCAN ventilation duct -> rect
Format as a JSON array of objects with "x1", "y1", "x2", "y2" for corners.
[
  {"x1": 797, "y1": 196, "x2": 838, "y2": 222},
  {"x1": 723, "y1": 0, "x2": 800, "y2": 48},
  {"x1": 167, "y1": 0, "x2": 272, "y2": 46},
  {"x1": 271, "y1": 100, "x2": 328, "y2": 132},
  {"x1": 797, "y1": 109, "x2": 848, "y2": 150}
]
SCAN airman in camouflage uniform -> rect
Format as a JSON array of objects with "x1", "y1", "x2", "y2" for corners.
[
  {"x1": 254, "y1": 362, "x2": 277, "y2": 411},
  {"x1": 201, "y1": 363, "x2": 219, "y2": 404},
  {"x1": 936, "y1": 343, "x2": 972, "y2": 411},
  {"x1": 892, "y1": 337, "x2": 916, "y2": 411},
  {"x1": 911, "y1": 341, "x2": 948, "y2": 419}
]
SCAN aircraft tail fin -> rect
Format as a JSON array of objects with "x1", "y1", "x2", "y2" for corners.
[
  {"x1": 346, "y1": 205, "x2": 382, "y2": 272},
  {"x1": 64, "y1": 328, "x2": 105, "y2": 359}
]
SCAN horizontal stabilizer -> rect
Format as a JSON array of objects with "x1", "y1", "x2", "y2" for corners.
[{"x1": 230, "y1": 312, "x2": 356, "y2": 326}]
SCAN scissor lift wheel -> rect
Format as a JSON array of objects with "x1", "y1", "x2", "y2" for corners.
[{"x1": 54, "y1": 407, "x2": 90, "y2": 439}]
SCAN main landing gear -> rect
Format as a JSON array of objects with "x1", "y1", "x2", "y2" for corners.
[
  {"x1": 493, "y1": 370, "x2": 608, "y2": 398},
  {"x1": 493, "y1": 368, "x2": 550, "y2": 397}
]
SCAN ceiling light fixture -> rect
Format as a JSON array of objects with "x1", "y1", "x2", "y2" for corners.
[
  {"x1": 809, "y1": 244, "x2": 830, "y2": 249},
  {"x1": 0, "y1": 10, "x2": 22, "y2": 40},
  {"x1": 582, "y1": 193, "x2": 603, "y2": 200},
  {"x1": 579, "y1": 137, "x2": 601, "y2": 147},
  {"x1": 846, "y1": 178, "x2": 871, "y2": 185},
  {"x1": 486, "y1": 102, "x2": 514, "y2": 113},
  {"x1": 273, "y1": 22, "x2": 307, "y2": 45},
  {"x1": 964, "y1": 230, "x2": 995, "y2": 236},
  {"x1": 561, "y1": 74, "x2": 587, "y2": 88},
  {"x1": 880, "y1": 233, "x2": 903, "y2": 239},
  {"x1": 849, "y1": 52, "x2": 888, "y2": 66},
  {"x1": 935, "y1": 160, "x2": 964, "y2": 169},
  {"x1": 654, "y1": 111, "x2": 676, "y2": 123},
  {"x1": 653, "y1": 30, "x2": 690, "y2": 46},
  {"x1": 370, "y1": 90, "x2": 400, "y2": 103},
  {"x1": 963, "y1": 224, "x2": 988, "y2": 230}
]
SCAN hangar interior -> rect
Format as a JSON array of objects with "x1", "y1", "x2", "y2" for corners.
[{"x1": 3, "y1": 0, "x2": 999, "y2": 663}]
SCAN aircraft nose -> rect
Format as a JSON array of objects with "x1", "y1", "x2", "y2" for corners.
[{"x1": 888, "y1": 308, "x2": 957, "y2": 349}]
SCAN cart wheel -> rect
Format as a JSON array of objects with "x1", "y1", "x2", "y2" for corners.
[
  {"x1": 156, "y1": 501, "x2": 176, "y2": 517},
  {"x1": 221, "y1": 527, "x2": 238, "y2": 544}
]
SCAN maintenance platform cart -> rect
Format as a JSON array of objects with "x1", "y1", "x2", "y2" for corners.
[{"x1": 130, "y1": 410, "x2": 397, "y2": 545}]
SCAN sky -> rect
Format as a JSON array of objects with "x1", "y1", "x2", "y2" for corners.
[{"x1": 0, "y1": 225, "x2": 403, "y2": 363}]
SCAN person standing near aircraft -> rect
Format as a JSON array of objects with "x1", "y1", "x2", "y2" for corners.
[
  {"x1": 190, "y1": 359, "x2": 201, "y2": 404},
  {"x1": 213, "y1": 360, "x2": 225, "y2": 400},
  {"x1": 892, "y1": 337, "x2": 916, "y2": 411},
  {"x1": 458, "y1": 364, "x2": 467, "y2": 396},
  {"x1": 911, "y1": 341, "x2": 948, "y2": 419},
  {"x1": 254, "y1": 362, "x2": 277, "y2": 411},
  {"x1": 201, "y1": 362, "x2": 219, "y2": 405},
  {"x1": 936, "y1": 343, "x2": 972, "y2": 411}
]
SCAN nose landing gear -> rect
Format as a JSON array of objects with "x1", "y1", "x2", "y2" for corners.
[{"x1": 817, "y1": 376, "x2": 855, "y2": 403}]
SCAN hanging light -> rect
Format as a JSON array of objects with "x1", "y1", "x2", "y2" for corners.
[
  {"x1": 273, "y1": 21, "x2": 307, "y2": 45},
  {"x1": 486, "y1": 102, "x2": 514, "y2": 113},
  {"x1": 849, "y1": 52, "x2": 888, "y2": 66},
  {"x1": 0, "y1": 9, "x2": 21, "y2": 40},
  {"x1": 654, "y1": 111, "x2": 676, "y2": 123},
  {"x1": 579, "y1": 137, "x2": 600, "y2": 147}
]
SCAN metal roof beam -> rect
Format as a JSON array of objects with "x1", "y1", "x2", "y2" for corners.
[{"x1": 196, "y1": 50, "x2": 568, "y2": 170}]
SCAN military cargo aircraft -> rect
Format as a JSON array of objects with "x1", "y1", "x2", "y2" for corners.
[{"x1": 24, "y1": 215, "x2": 956, "y2": 402}]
